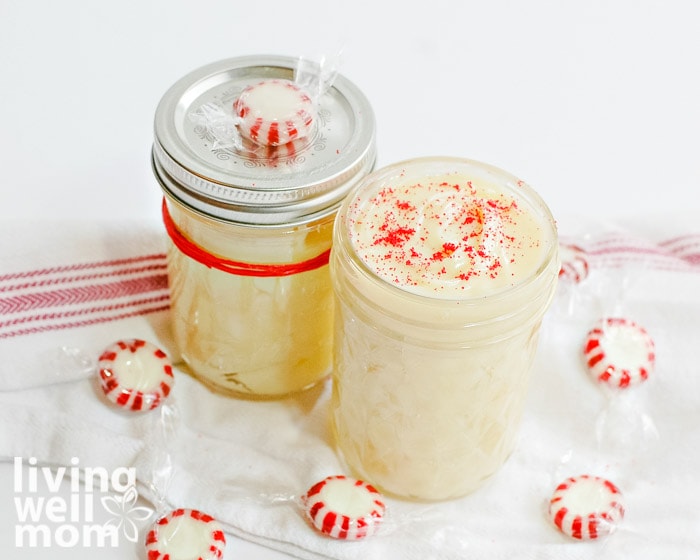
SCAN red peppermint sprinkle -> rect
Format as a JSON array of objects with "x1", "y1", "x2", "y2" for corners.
[{"x1": 346, "y1": 177, "x2": 537, "y2": 294}]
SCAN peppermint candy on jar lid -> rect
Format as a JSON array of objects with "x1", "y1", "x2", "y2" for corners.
[
  {"x1": 152, "y1": 55, "x2": 376, "y2": 226},
  {"x1": 98, "y1": 339, "x2": 174, "y2": 412},
  {"x1": 302, "y1": 475, "x2": 386, "y2": 540},
  {"x1": 548, "y1": 474, "x2": 625, "y2": 540},
  {"x1": 233, "y1": 79, "x2": 314, "y2": 146},
  {"x1": 584, "y1": 317, "x2": 656, "y2": 389},
  {"x1": 145, "y1": 508, "x2": 226, "y2": 560}
]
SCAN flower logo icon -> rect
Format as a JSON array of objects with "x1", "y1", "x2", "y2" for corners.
[{"x1": 101, "y1": 485, "x2": 154, "y2": 543}]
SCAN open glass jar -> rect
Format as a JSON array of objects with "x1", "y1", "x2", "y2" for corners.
[
  {"x1": 152, "y1": 55, "x2": 376, "y2": 398},
  {"x1": 330, "y1": 157, "x2": 559, "y2": 500}
]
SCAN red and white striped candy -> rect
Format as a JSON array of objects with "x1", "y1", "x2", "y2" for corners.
[
  {"x1": 559, "y1": 243, "x2": 590, "y2": 283},
  {"x1": 302, "y1": 475, "x2": 386, "y2": 540},
  {"x1": 548, "y1": 474, "x2": 625, "y2": 540},
  {"x1": 233, "y1": 79, "x2": 314, "y2": 146},
  {"x1": 583, "y1": 317, "x2": 656, "y2": 389},
  {"x1": 98, "y1": 339, "x2": 174, "y2": 411},
  {"x1": 145, "y1": 508, "x2": 225, "y2": 560}
]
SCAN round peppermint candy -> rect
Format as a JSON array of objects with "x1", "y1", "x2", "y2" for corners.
[
  {"x1": 548, "y1": 474, "x2": 625, "y2": 540},
  {"x1": 233, "y1": 79, "x2": 314, "y2": 146},
  {"x1": 98, "y1": 339, "x2": 174, "y2": 411},
  {"x1": 145, "y1": 508, "x2": 225, "y2": 560},
  {"x1": 302, "y1": 475, "x2": 386, "y2": 540},
  {"x1": 583, "y1": 317, "x2": 656, "y2": 389},
  {"x1": 558, "y1": 243, "x2": 589, "y2": 283}
]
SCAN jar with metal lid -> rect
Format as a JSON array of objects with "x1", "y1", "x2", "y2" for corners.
[
  {"x1": 330, "y1": 157, "x2": 559, "y2": 500},
  {"x1": 152, "y1": 55, "x2": 376, "y2": 399}
]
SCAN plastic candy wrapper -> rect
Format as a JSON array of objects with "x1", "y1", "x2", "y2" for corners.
[
  {"x1": 97, "y1": 338, "x2": 175, "y2": 412},
  {"x1": 532, "y1": 225, "x2": 670, "y2": 546},
  {"x1": 551, "y1": 229, "x2": 662, "y2": 465},
  {"x1": 23, "y1": 345, "x2": 96, "y2": 388},
  {"x1": 142, "y1": 400, "x2": 180, "y2": 517},
  {"x1": 188, "y1": 52, "x2": 341, "y2": 155}
]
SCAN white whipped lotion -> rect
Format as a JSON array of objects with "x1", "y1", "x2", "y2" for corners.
[{"x1": 346, "y1": 173, "x2": 548, "y2": 298}]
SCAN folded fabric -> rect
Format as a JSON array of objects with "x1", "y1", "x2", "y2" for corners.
[
  {"x1": 0, "y1": 220, "x2": 175, "y2": 391},
  {"x1": 1, "y1": 216, "x2": 699, "y2": 559}
]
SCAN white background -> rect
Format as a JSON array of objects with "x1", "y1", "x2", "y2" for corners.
[{"x1": 1, "y1": 1, "x2": 699, "y2": 558}]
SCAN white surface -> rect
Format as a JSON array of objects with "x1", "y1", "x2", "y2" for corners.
[
  {"x1": 2, "y1": 1, "x2": 700, "y2": 226},
  {"x1": 1, "y1": 1, "x2": 700, "y2": 559}
]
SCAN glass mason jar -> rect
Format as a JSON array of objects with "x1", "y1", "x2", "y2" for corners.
[
  {"x1": 330, "y1": 157, "x2": 559, "y2": 500},
  {"x1": 152, "y1": 55, "x2": 376, "y2": 398}
]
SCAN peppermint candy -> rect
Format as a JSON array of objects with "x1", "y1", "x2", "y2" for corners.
[
  {"x1": 584, "y1": 317, "x2": 656, "y2": 389},
  {"x1": 98, "y1": 339, "x2": 174, "y2": 411},
  {"x1": 145, "y1": 508, "x2": 226, "y2": 560},
  {"x1": 233, "y1": 79, "x2": 314, "y2": 146},
  {"x1": 548, "y1": 474, "x2": 625, "y2": 540},
  {"x1": 559, "y1": 243, "x2": 589, "y2": 283},
  {"x1": 302, "y1": 475, "x2": 386, "y2": 540}
]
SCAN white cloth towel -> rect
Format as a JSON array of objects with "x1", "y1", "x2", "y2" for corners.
[{"x1": 1, "y1": 216, "x2": 699, "y2": 559}]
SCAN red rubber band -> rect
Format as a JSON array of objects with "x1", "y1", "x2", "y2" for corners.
[{"x1": 162, "y1": 199, "x2": 330, "y2": 277}]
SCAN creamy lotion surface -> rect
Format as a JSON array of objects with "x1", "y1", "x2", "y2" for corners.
[{"x1": 346, "y1": 171, "x2": 548, "y2": 298}]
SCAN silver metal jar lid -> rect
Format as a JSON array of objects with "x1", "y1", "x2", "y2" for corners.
[{"x1": 152, "y1": 55, "x2": 377, "y2": 226}]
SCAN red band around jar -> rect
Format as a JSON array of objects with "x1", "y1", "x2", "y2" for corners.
[{"x1": 161, "y1": 199, "x2": 330, "y2": 277}]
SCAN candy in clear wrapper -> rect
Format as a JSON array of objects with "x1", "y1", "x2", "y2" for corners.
[
  {"x1": 302, "y1": 475, "x2": 386, "y2": 540},
  {"x1": 145, "y1": 508, "x2": 226, "y2": 560},
  {"x1": 186, "y1": 53, "x2": 339, "y2": 154},
  {"x1": 548, "y1": 474, "x2": 625, "y2": 540},
  {"x1": 97, "y1": 338, "x2": 174, "y2": 412},
  {"x1": 234, "y1": 79, "x2": 315, "y2": 146},
  {"x1": 583, "y1": 317, "x2": 655, "y2": 389},
  {"x1": 581, "y1": 317, "x2": 660, "y2": 456},
  {"x1": 559, "y1": 243, "x2": 590, "y2": 284}
]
